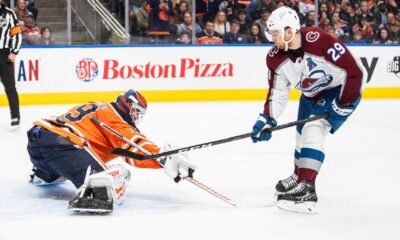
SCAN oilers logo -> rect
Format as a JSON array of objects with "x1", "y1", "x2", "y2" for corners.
[
  {"x1": 295, "y1": 70, "x2": 333, "y2": 93},
  {"x1": 76, "y1": 58, "x2": 99, "y2": 82}
]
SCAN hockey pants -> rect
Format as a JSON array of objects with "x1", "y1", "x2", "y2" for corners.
[{"x1": 27, "y1": 126, "x2": 106, "y2": 188}]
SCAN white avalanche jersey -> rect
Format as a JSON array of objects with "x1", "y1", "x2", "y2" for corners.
[{"x1": 263, "y1": 27, "x2": 366, "y2": 119}]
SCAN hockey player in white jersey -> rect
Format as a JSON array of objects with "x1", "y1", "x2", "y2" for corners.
[{"x1": 251, "y1": 6, "x2": 366, "y2": 214}]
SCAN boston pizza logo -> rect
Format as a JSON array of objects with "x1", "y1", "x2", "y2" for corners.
[
  {"x1": 305, "y1": 31, "x2": 320, "y2": 43},
  {"x1": 75, "y1": 58, "x2": 99, "y2": 82}
]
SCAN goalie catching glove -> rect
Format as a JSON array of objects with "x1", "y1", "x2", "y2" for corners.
[{"x1": 159, "y1": 142, "x2": 197, "y2": 183}]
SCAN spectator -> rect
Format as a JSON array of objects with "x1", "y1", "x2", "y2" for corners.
[
  {"x1": 318, "y1": 10, "x2": 330, "y2": 30},
  {"x1": 218, "y1": 0, "x2": 237, "y2": 22},
  {"x1": 350, "y1": 30, "x2": 367, "y2": 43},
  {"x1": 353, "y1": 15, "x2": 374, "y2": 42},
  {"x1": 130, "y1": 0, "x2": 145, "y2": 14},
  {"x1": 319, "y1": 1, "x2": 331, "y2": 18},
  {"x1": 147, "y1": 0, "x2": 175, "y2": 43},
  {"x1": 223, "y1": 19, "x2": 247, "y2": 43},
  {"x1": 326, "y1": 25, "x2": 337, "y2": 37},
  {"x1": 254, "y1": 8, "x2": 270, "y2": 34},
  {"x1": 346, "y1": 3, "x2": 357, "y2": 33},
  {"x1": 252, "y1": 0, "x2": 277, "y2": 20},
  {"x1": 330, "y1": 11, "x2": 350, "y2": 42},
  {"x1": 386, "y1": 12, "x2": 400, "y2": 42},
  {"x1": 373, "y1": 27, "x2": 393, "y2": 43},
  {"x1": 303, "y1": 10, "x2": 316, "y2": 27},
  {"x1": 23, "y1": 12, "x2": 40, "y2": 43},
  {"x1": 19, "y1": 20, "x2": 33, "y2": 45},
  {"x1": 176, "y1": 11, "x2": 202, "y2": 38},
  {"x1": 195, "y1": 0, "x2": 208, "y2": 26},
  {"x1": 247, "y1": 22, "x2": 269, "y2": 43},
  {"x1": 176, "y1": 30, "x2": 191, "y2": 43},
  {"x1": 136, "y1": 2, "x2": 149, "y2": 33},
  {"x1": 214, "y1": 10, "x2": 230, "y2": 35},
  {"x1": 386, "y1": 0, "x2": 399, "y2": 13},
  {"x1": 14, "y1": 0, "x2": 31, "y2": 21},
  {"x1": 357, "y1": 0, "x2": 375, "y2": 27},
  {"x1": 26, "y1": 0, "x2": 38, "y2": 20},
  {"x1": 338, "y1": 0, "x2": 351, "y2": 25},
  {"x1": 196, "y1": 19, "x2": 223, "y2": 44},
  {"x1": 298, "y1": 0, "x2": 315, "y2": 17},
  {"x1": 174, "y1": 0, "x2": 189, "y2": 25},
  {"x1": 35, "y1": 26, "x2": 55, "y2": 45},
  {"x1": 395, "y1": 9, "x2": 400, "y2": 22},
  {"x1": 128, "y1": 8, "x2": 140, "y2": 35},
  {"x1": 237, "y1": 9, "x2": 252, "y2": 35},
  {"x1": 374, "y1": 1, "x2": 388, "y2": 29}
]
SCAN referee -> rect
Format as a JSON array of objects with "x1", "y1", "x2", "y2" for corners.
[{"x1": 0, "y1": 0, "x2": 22, "y2": 129}]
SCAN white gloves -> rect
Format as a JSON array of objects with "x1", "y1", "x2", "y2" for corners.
[{"x1": 160, "y1": 142, "x2": 197, "y2": 183}]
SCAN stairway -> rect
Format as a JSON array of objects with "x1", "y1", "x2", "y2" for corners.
[
  {"x1": 34, "y1": 0, "x2": 68, "y2": 44},
  {"x1": 34, "y1": 0, "x2": 103, "y2": 45}
]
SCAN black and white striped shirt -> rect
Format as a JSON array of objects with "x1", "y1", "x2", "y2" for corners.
[{"x1": 0, "y1": 7, "x2": 21, "y2": 54}]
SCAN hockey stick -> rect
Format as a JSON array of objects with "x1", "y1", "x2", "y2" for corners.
[
  {"x1": 90, "y1": 117, "x2": 237, "y2": 207},
  {"x1": 112, "y1": 114, "x2": 327, "y2": 160}
]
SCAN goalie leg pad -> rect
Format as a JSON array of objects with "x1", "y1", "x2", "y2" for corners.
[{"x1": 69, "y1": 164, "x2": 130, "y2": 213}]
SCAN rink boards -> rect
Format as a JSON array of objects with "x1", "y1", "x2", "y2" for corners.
[{"x1": 0, "y1": 44, "x2": 399, "y2": 105}]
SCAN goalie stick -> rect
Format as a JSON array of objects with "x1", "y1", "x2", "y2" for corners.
[
  {"x1": 90, "y1": 117, "x2": 237, "y2": 207},
  {"x1": 111, "y1": 114, "x2": 327, "y2": 160}
]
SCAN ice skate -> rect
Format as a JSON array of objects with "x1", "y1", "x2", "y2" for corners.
[
  {"x1": 275, "y1": 173, "x2": 298, "y2": 195},
  {"x1": 276, "y1": 181, "x2": 318, "y2": 214},
  {"x1": 10, "y1": 117, "x2": 20, "y2": 131}
]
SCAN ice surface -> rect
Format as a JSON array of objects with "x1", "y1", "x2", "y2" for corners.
[{"x1": 0, "y1": 100, "x2": 399, "y2": 240}]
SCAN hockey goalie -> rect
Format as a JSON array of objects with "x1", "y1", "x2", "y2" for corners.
[{"x1": 26, "y1": 89, "x2": 196, "y2": 213}]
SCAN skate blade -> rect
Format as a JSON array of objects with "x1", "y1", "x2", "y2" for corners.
[
  {"x1": 69, "y1": 207, "x2": 112, "y2": 214},
  {"x1": 276, "y1": 200, "x2": 318, "y2": 214},
  {"x1": 30, "y1": 177, "x2": 67, "y2": 186},
  {"x1": 11, "y1": 126, "x2": 20, "y2": 131}
]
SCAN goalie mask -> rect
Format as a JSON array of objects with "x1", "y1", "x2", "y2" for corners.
[{"x1": 116, "y1": 89, "x2": 147, "y2": 125}]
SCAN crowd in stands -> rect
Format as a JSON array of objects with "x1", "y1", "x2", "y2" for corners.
[
  {"x1": 107, "y1": 0, "x2": 400, "y2": 44},
  {"x1": 9, "y1": 0, "x2": 400, "y2": 45},
  {"x1": 6, "y1": 0, "x2": 55, "y2": 45}
]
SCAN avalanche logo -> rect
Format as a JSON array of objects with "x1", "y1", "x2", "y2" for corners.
[
  {"x1": 295, "y1": 70, "x2": 333, "y2": 93},
  {"x1": 75, "y1": 58, "x2": 99, "y2": 82},
  {"x1": 387, "y1": 56, "x2": 400, "y2": 79},
  {"x1": 305, "y1": 31, "x2": 320, "y2": 43}
]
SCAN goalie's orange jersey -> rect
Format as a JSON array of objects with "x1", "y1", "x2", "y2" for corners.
[{"x1": 33, "y1": 102, "x2": 161, "y2": 169}]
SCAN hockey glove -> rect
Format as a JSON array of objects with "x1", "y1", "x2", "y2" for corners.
[
  {"x1": 326, "y1": 98, "x2": 355, "y2": 133},
  {"x1": 160, "y1": 142, "x2": 197, "y2": 183},
  {"x1": 251, "y1": 113, "x2": 277, "y2": 143}
]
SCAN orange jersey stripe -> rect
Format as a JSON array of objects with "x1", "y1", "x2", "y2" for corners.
[{"x1": 10, "y1": 26, "x2": 21, "y2": 36}]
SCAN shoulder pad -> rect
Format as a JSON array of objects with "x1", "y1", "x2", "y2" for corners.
[{"x1": 266, "y1": 45, "x2": 288, "y2": 71}]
